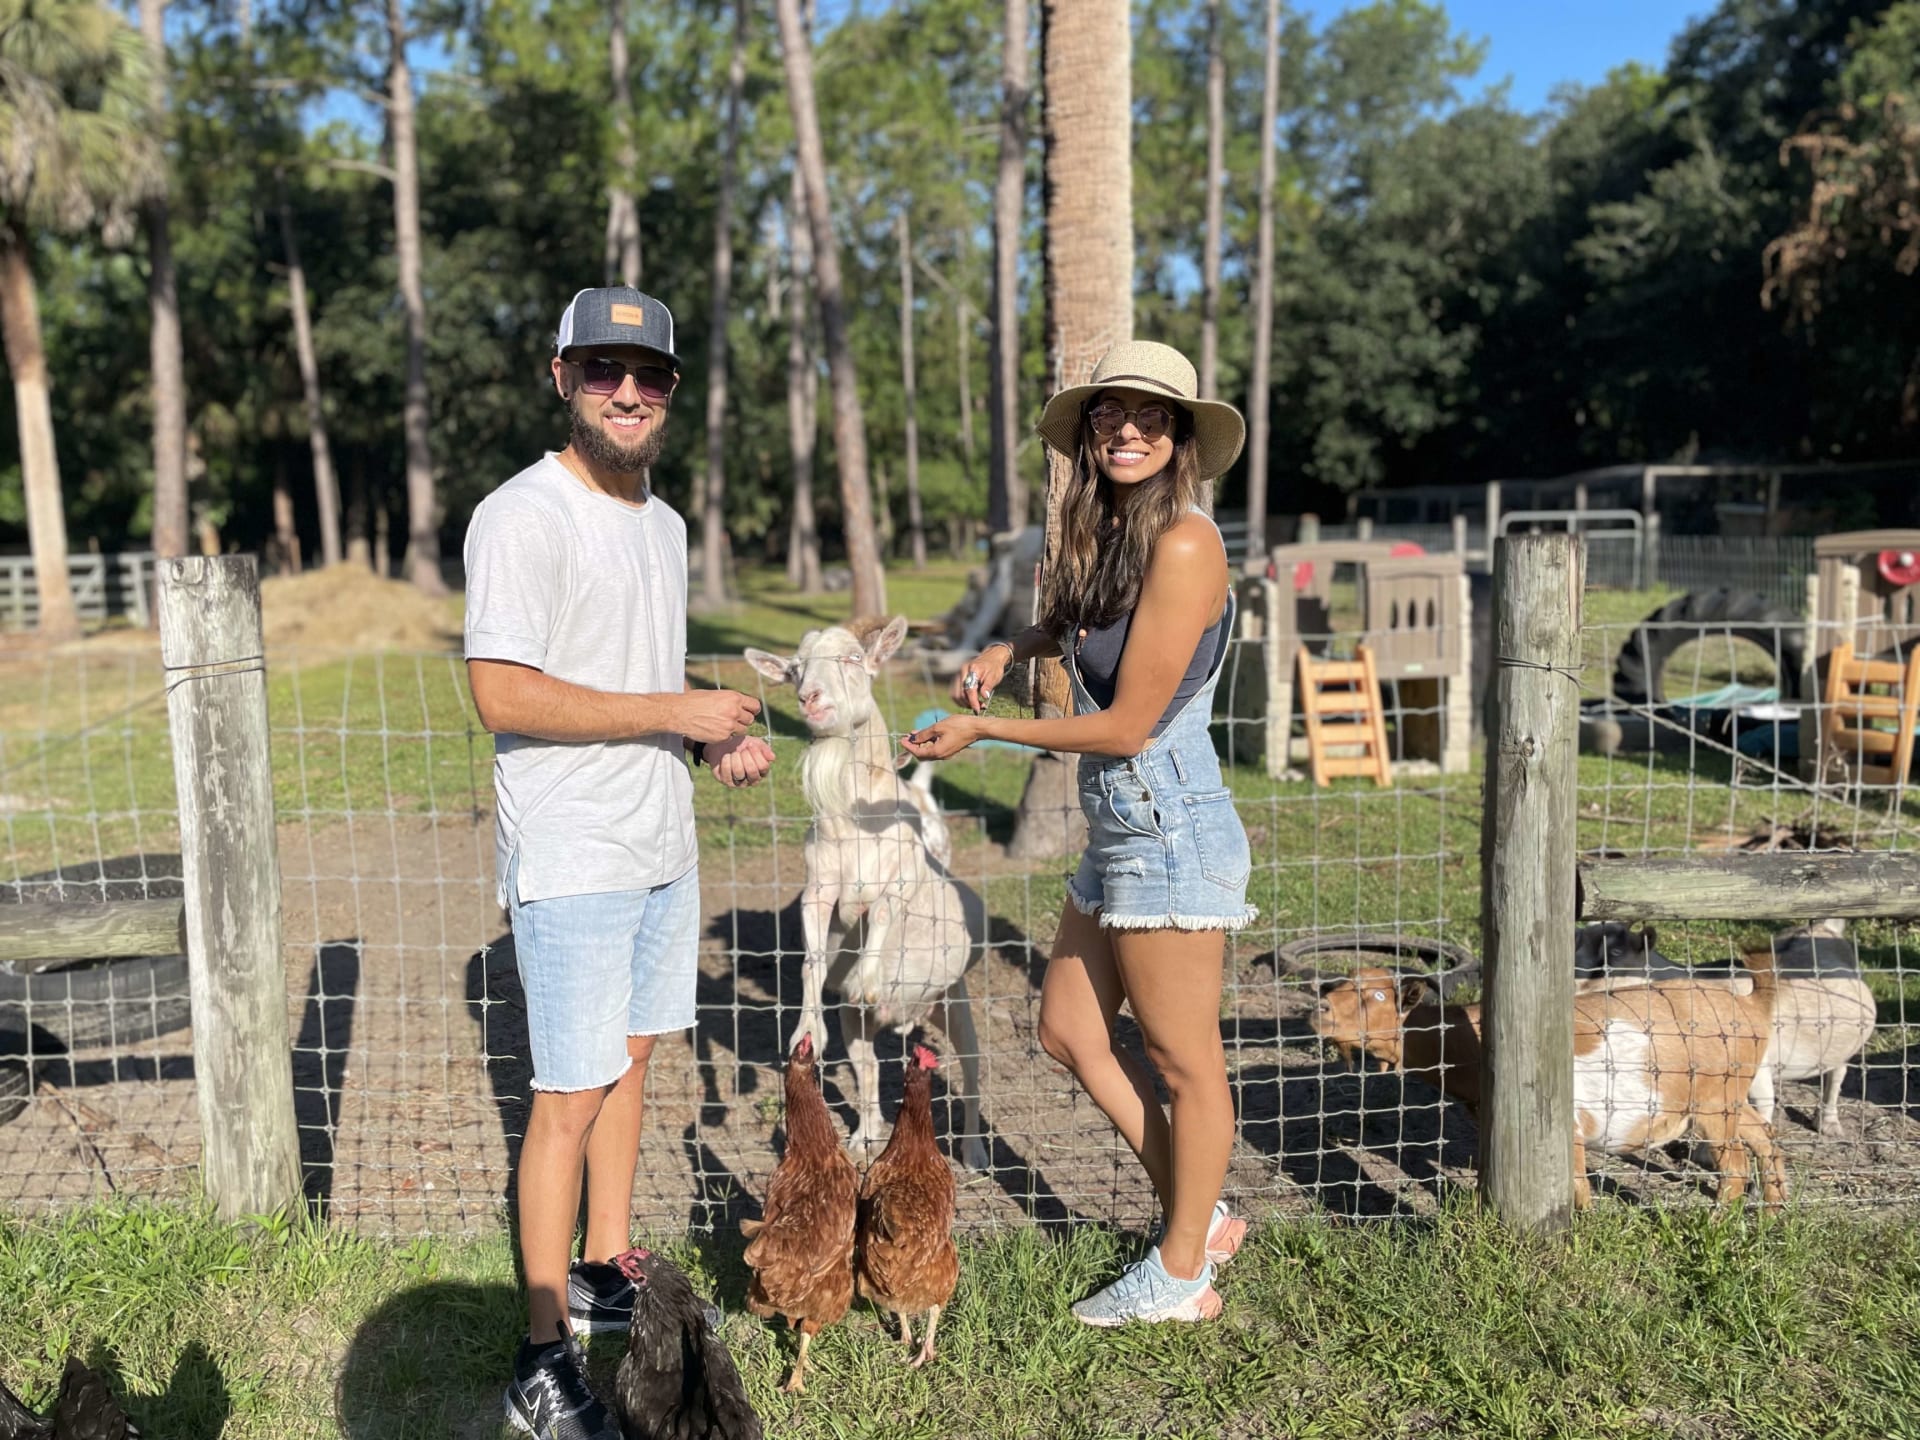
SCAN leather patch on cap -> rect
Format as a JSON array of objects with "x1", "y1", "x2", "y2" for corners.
[{"x1": 609, "y1": 303, "x2": 646, "y2": 327}]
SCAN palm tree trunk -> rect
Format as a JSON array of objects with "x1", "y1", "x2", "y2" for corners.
[
  {"x1": 279, "y1": 190, "x2": 342, "y2": 568},
  {"x1": 1244, "y1": 0, "x2": 1280, "y2": 572},
  {"x1": 141, "y1": 0, "x2": 189, "y2": 563},
  {"x1": 774, "y1": 0, "x2": 885, "y2": 618},
  {"x1": 1009, "y1": 0, "x2": 1133, "y2": 860},
  {"x1": 388, "y1": 0, "x2": 444, "y2": 596},
  {"x1": 1199, "y1": 0, "x2": 1225, "y2": 400},
  {"x1": 604, "y1": 0, "x2": 641, "y2": 288},
  {"x1": 988, "y1": 0, "x2": 1029, "y2": 536},
  {"x1": 897, "y1": 211, "x2": 926, "y2": 570},
  {"x1": 345, "y1": 451, "x2": 371, "y2": 568},
  {"x1": 0, "y1": 230, "x2": 79, "y2": 642},
  {"x1": 784, "y1": 173, "x2": 823, "y2": 594},
  {"x1": 699, "y1": 0, "x2": 747, "y2": 610}
]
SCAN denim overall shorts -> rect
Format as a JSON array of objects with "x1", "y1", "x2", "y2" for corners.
[{"x1": 1066, "y1": 592, "x2": 1258, "y2": 932}]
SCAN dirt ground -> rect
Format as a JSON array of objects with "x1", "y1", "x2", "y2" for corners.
[{"x1": 4, "y1": 809, "x2": 1919, "y2": 1236}]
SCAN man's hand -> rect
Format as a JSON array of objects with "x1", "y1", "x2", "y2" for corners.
[
  {"x1": 704, "y1": 734, "x2": 774, "y2": 788},
  {"x1": 679, "y1": 688, "x2": 762, "y2": 743}
]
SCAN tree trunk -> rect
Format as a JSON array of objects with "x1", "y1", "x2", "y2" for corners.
[
  {"x1": 956, "y1": 295, "x2": 975, "y2": 483},
  {"x1": 897, "y1": 211, "x2": 927, "y2": 570},
  {"x1": 988, "y1": 0, "x2": 1029, "y2": 536},
  {"x1": 388, "y1": 0, "x2": 444, "y2": 596},
  {"x1": 0, "y1": 230, "x2": 79, "y2": 642},
  {"x1": 142, "y1": 0, "x2": 189, "y2": 562},
  {"x1": 345, "y1": 451, "x2": 371, "y2": 568},
  {"x1": 1009, "y1": 0, "x2": 1133, "y2": 861},
  {"x1": 271, "y1": 452, "x2": 301, "y2": 575},
  {"x1": 1199, "y1": 0, "x2": 1225, "y2": 400},
  {"x1": 279, "y1": 190, "x2": 342, "y2": 568},
  {"x1": 1244, "y1": 0, "x2": 1280, "y2": 571},
  {"x1": 784, "y1": 172, "x2": 823, "y2": 594},
  {"x1": 774, "y1": 0, "x2": 885, "y2": 618},
  {"x1": 604, "y1": 0, "x2": 641, "y2": 288},
  {"x1": 699, "y1": 0, "x2": 747, "y2": 610}
]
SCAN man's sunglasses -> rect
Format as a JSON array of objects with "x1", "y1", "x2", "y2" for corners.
[
  {"x1": 1086, "y1": 400, "x2": 1176, "y2": 441},
  {"x1": 576, "y1": 357, "x2": 678, "y2": 400}
]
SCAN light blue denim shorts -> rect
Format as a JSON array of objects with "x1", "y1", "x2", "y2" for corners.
[
  {"x1": 506, "y1": 856, "x2": 701, "y2": 1092},
  {"x1": 1070, "y1": 740, "x2": 1257, "y2": 933}
]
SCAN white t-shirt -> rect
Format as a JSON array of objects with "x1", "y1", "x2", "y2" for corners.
[{"x1": 463, "y1": 454, "x2": 696, "y2": 907}]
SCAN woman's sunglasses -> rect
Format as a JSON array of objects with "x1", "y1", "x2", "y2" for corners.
[
  {"x1": 577, "y1": 357, "x2": 678, "y2": 400},
  {"x1": 1086, "y1": 400, "x2": 1176, "y2": 441}
]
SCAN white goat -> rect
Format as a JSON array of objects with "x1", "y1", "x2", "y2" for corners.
[{"x1": 745, "y1": 615, "x2": 989, "y2": 1170}]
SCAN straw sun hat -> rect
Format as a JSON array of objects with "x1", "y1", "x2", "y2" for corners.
[{"x1": 1034, "y1": 340, "x2": 1246, "y2": 482}]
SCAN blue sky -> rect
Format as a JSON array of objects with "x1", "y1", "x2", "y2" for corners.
[{"x1": 1395, "y1": 0, "x2": 1711, "y2": 112}]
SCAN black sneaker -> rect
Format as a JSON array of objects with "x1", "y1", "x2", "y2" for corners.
[
  {"x1": 566, "y1": 1258, "x2": 635, "y2": 1336},
  {"x1": 502, "y1": 1334, "x2": 620, "y2": 1440}
]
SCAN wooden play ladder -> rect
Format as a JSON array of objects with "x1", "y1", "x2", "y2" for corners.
[
  {"x1": 1297, "y1": 644, "x2": 1392, "y2": 787},
  {"x1": 1820, "y1": 640, "x2": 1920, "y2": 789}
]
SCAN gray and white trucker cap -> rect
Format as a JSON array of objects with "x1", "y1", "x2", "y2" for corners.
[{"x1": 553, "y1": 286, "x2": 680, "y2": 366}]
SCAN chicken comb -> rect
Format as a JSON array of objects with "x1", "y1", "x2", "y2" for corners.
[{"x1": 912, "y1": 1043, "x2": 939, "y2": 1070}]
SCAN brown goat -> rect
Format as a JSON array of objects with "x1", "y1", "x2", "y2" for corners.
[{"x1": 1310, "y1": 958, "x2": 1787, "y2": 1209}]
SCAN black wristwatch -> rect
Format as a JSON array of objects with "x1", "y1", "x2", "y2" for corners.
[{"x1": 685, "y1": 738, "x2": 709, "y2": 768}]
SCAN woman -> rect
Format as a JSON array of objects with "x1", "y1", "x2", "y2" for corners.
[{"x1": 902, "y1": 340, "x2": 1255, "y2": 1325}]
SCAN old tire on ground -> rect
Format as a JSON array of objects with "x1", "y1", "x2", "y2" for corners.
[
  {"x1": 1273, "y1": 931, "x2": 1481, "y2": 999},
  {"x1": 1610, "y1": 589, "x2": 1806, "y2": 705},
  {"x1": 0, "y1": 953, "x2": 191, "y2": 1051}
]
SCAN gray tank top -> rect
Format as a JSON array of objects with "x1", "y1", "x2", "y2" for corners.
[{"x1": 1073, "y1": 608, "x2": 1227, "y2": 736}]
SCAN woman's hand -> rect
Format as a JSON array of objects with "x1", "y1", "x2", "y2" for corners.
[
  {"x1": 901, "y1": 712, "x2": 984, "y2": 761},
  {"x1": 952, "y1": 642, "x2": 1014, "y2": 714}
]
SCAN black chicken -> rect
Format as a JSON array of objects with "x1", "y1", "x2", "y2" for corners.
[
  {"x1": 608, "y1": 1247, "x2": 762, "y2": 1440},
  {"x1": 0, "y1": 1357, "x2": 140, "y2": 1440}
]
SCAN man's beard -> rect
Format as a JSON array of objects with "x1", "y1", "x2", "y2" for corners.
[{"x1": 570, "y1": 396, "x2": 667, "y2": 473}]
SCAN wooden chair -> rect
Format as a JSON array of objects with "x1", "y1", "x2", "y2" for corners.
[
  {"x1": 1297, "y1": 643, "x2": 1392, "y2": 788},
  {"x1": 1819, "y1": 641, "x2": 1920, "y2": 789}
]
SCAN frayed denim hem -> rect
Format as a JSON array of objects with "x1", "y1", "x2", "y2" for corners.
[
  {"x1": 1098, "y1": 904, "x2": 1259, "y2": 934},
  {"x1": 1068, "y1": 880, "x2": 1104, "y2": 916},
  {"x1": 529, "y1": 1055, "x2": 635, "y2": 1094}
]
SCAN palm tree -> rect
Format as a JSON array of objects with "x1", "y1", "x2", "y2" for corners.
[
  {"x1": 1008, "y1": 0, "x2": 1132, "y2": 860},
  {"x1": 0, "y1": 0, "x2": 163, "y2": 642},
  {"x1": 987, "y1": 0, "x2": 1028, "y2": 537},
  {"x1": 1244, "y1": 0, "x2": 1280, "y2": 572}
]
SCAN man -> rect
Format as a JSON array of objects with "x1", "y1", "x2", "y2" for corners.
[{"x1": 464, "y1": 285, "x2": 774, "y2": 1440}]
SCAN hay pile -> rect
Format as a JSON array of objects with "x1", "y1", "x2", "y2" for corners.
[{"x1": 260, "y1": 564, "x2": 461, "y2": 652}]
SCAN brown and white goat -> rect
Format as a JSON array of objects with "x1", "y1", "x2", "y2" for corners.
[
  {"x1": 745, "y1": 616, "x2": 988, "y2": 1170},
  {"x1": 1311, "y1": 956, "x2": 1787, "y2": 1207},
  {"x1": 1575, "y1": 919, "x2": 1877, "y2": 1137}
]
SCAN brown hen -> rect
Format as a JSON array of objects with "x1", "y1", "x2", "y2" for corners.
[
  {"x1": 855, "y1": 1043, "x2": 959, "y2": 1368},
  {"x1": 740, "y1": 1033, "x2": 857, "y2": 1394}
]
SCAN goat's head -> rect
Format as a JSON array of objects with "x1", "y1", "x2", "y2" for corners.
[
  {"x1": 1309, "y1": 966, "x2": 1425, "y2": 1069},
  {"x1": 1572, "y1": 921, "x2": 1662, "y2": 979},
  {"x1": 745, "y1": 615, "x2": 910, "y2": 738}
]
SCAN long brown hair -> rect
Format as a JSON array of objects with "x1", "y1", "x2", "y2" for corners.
[{"x1": 1037, "y1": 404, "x2": 1206, "y2": 635}]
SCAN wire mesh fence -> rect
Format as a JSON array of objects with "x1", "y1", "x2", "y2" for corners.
[{"x1": 1, "y1": 584, "x2": 1916, "y2": 1236}]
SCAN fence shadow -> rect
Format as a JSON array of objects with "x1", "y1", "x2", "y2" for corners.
[
  {"x1": 463, "y1": 932, "x2": 531, "y2": 1226},
  {"x1": 293, "y1": 939, "x2": 362, "y2": 1215}
]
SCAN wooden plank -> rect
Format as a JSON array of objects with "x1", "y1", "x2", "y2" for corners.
[
  {"x1": 1579, "y1": 852, "x2": 1920, "y2": 921},
  {"x1": 159, "y1": 557, "x2": 301, "y2": 1221},
  {"x1": 1309, "y1": 660, "x2": 1368, "y2": 683},
  {"x1": 0, "y1": 899, "x2": 184, "y2": 970},
  {"x1": 1309, "y1": 691, "x2": 1370, "y2": 715},
  {"x1": 1479, "y1": 533, "x2": 1581, "y2": 1233}
]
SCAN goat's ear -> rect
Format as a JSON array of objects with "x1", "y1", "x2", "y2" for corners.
[
  {"x1": 1396, "y1": 974, "x2": 1430, "y2": 1010},
  {"x1": 863, "y1": 614, "x2": 910, "y2": 667},
  {"x1": 1637, "y1": 924, "x2": 1659, "y2": 953},
  {"x1": 743, "y1": 648, "x2": 793, "y2": 683}
]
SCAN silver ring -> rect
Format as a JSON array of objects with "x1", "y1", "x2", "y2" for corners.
[{"x1": 963, "y1": 671, "x2": 980, "y2": 689}]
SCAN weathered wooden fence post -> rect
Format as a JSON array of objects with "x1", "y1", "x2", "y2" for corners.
[
  {"x1": 159, "y1": 556, "x2": 301, "y2": 1220},
  {"x1": 1479, "y1": 533, "x2": 1582, "y2": 1231}
]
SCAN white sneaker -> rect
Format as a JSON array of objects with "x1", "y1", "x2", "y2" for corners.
[{"x1": 1071, "y1": 1246, "x2": 1222, "y2": 1327}]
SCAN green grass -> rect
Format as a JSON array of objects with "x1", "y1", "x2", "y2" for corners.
[{"x1": 3, "y1": 1197, "x2": 1918, "y2": 1439}]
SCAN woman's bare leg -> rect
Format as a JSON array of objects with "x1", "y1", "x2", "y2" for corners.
[
  {"x1": 1037, "y1": 902, "x2": 1174, "y2": 1210},
  {"x1": 1111, "y1": 927, "x2": 1231, "y2": 1282}
]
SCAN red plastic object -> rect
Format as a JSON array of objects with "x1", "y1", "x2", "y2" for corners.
[
  {"x1": 1294, "y1": 560, "x2": 1314, "y2": 591},
  {"x1": 1879, "y1": 549, "x2": 1920, "y2": 587},
  {"x1": 1389, "y1": 541, "x2": 1425, "y2": 558}
]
